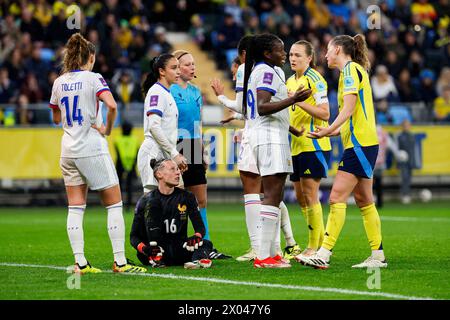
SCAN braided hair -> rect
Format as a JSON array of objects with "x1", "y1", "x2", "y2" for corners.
[{"x1": 241, "y1": 33, "x2": 282, "y2": 118}]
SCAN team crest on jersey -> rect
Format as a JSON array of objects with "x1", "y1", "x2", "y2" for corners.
[
  {"x1": 150, "y1": 95, "x2": 159, "y2": 107},
  {"x1": 263, "y1": 72, "x2": 273, "y2": 85},
  {"x1": 316, "y1": 81, "x2": 326, "y2": 91},
  {"x1": 178, "y1": 203, "x2": 187, "y2": 220},
  {"x1": 99, "y1": 77, "x2": 108, "y2": 87},
  {"x1": 344, "y1": 76, "x2": 354, "y2": 87}
]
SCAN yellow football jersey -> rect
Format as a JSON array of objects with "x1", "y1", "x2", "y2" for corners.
[
  {"x1": 287, "y1": 67, "x2": 331, "y2": 156},
  {"x1": 338, "y1": 61, "x2": 378, "y2": 149}
]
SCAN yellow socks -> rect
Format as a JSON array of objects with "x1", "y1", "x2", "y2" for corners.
[
  {"x1": 306, "y1": 203, "x2": 325, "y2": 250},
  {"x1": 360, "y1": 203, "x2": 383, "y2": 250},
  {"x1": 322, "y1": 203, "x2": 347, "y2": 251}
]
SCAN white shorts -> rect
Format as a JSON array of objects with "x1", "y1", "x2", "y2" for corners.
[
  {"x1": 237, "y1": 140, "x2": 259, "y2": 175},
  {"x1": 60, "y1": 154, "x2": 119, "y2": 191},
  {"x1": 137, "y1": 145, "x2": 164, "y2": 191},
  {"x1": 254, "y1": 144, "x2": 293, "y2": 177}
]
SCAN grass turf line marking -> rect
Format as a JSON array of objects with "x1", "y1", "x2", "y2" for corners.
[
  {"x1": 214, "y1": 216, "x2": 450, "y2": 223},
  {"x1": 0, "y1": 262, "x2": 435, "y2": 300}
]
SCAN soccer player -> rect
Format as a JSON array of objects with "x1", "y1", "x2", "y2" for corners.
[
  {"x1": 302, "y1": 34, "x2": 387, "y2": 269},
  {"x1": 138, "y1": 54, "x2": 188, "y2": 193},
  {"x1": 49, "y1": 33, "x2": 146, "y2": 273},
  {"x1": 130, "y1": 159, "x2": 213, "y2": 269},
  {"x1": 170, "y1": 50, "x2": 230, "y2": 259},
  {"x1": 211, "y1": 35, "x2": 301, "y2": 262},
  {"x1": 242, "y1": 33, "x2": 311, "y2": 268},
  {"x1": 286, "y1": 41, "x2": 331, "y2": 260}
]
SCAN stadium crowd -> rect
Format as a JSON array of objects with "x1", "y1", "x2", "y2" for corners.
[{"x1": 0, "y1": 0, "x2": 449, "y2": 125}]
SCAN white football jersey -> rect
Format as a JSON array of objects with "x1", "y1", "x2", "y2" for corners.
[
  {"x1": 141, "y1": 82, "x2": 178, "y2": 157},
  {"x1": 49, "y1": 70, "x2": 110, "y2": 158},
  {"x1": 246, "y1": 62, "x2": 290, "y2": 146}
]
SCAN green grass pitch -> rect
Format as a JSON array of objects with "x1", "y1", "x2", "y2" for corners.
[{"x1": 0, "y1": 201, "x2": 449, "y2": 300}]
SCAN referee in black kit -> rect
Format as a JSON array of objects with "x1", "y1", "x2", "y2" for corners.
[{"x1": 130, "y1": 159, "x2": 214, "y2": 269}]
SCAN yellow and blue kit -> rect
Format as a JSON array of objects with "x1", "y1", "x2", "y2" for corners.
[{"x1": 287, "y1": 67, "x2": 331, "y2": 180}]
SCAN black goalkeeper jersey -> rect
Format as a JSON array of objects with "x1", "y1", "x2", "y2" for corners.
[{"x1": 130, "y1": 187, "x2": 205, "y2": 250}]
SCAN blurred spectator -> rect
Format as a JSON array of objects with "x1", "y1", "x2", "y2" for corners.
[
  {"x1": 278, "y1": 23, "x2": 295, "y2": 52},
  {"x1": 418, "y1": 69, "x2": 438, "y2": 104},
  {"x1": 244, "y1": 12, "x2": 261, "y2": 34},
  {"x1": 216, "y1": 13, "x2": 244, "y2": 69},
  {"x1": 397, "y1": 119, "x2": 417, "y2": 204},
  {"x1": 267, "y1": 1, "x2": 292, "y2": 26},
  {"x1": 153, "y1": 26, "x2": 173, "y2": 54},
  {"x1": 285, "y1": 0, "x2": 308, "y2": 23},
  {"x1": 384, "y1": 50, "x2": 403, "y2": 78},
  {"x1": 389, "y1": 0, "x2": 412, "y2": 26},
  {"x1": 0, "y1": 67, "x2": 16, "y2": 104},
  {"x1": 436, "y1": 67, "x2": 450, "y2": 96},
  {"x1": 433, "y1": 85, "x2": 450, "y2": 122},
  {"x1": 114, "y1": 121, "x2": 139, "y2": 210},
  {"x1": 327, "y1": 0, "x2": 351, "y2": 23},
  {"x1": 396, "y1": 68, "x2": 420, "y2": 102},
  {"x1": 305, "y1": 0, "x2": 331, "y2": 28},
  {"x1": 371, "y1": 65, "x2": 399, "y2": 102},
  {"x1": 128, "y1": 32, "x2": 147, "y2": 63},
  {"x1": 411, "y1": 0, "x2": 437, "y2": 28},
  {"x1": 3, "y1": 48, "x2": 25, "y2": 84},
  {"x1": 0, "y1": 34, "x2": 15, "y2": 65},
  {"x1": 116, "y1": 19, "x2": 133, "y2": 50},
  {"x1": 111, "y1": 70, "x2": 141, "y2": 110},
  {"x1": 0, "y1": 15, "x2": 20, "y2": 40},
  {"x1": 20, "y1": 73, "x2": 43, "y2": 103},
  {"x1": 224, "y1": 0, "x2": 243, "y2": 26},
  {"x1": 20, "y1": 7, "x2": 44, "y2": 42},
  {"x1": 189, "y1": 14, "x2": 208, "y2": 50},
  {"x1": 374, "y1": 125, "x2": 403, "y2": 208},
  {"x1": 16, "y1": 94, "x2": 32, "y2": 125}
]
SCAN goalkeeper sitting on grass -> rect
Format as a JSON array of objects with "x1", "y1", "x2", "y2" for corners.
[{"x1": 130, "y1": 159, "x2": 213, "y2": 269}]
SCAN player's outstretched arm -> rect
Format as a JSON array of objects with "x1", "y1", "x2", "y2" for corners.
[{"x1": 257, "y1": 87, "x2": 312, "y2": 116}]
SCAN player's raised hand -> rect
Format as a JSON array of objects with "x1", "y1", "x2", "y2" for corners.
[
  {"x1": 174, "y1": 154, "x2": 188, "y2": 173},
  {"x1": 183, "y1": 233, "x2": 203, "y2": 251},
  {"x1": 292, "y1": 86, "x2": 312, "y2": 103},
  {"x1": 210, "y1": 78, "x2": 224, "y2": 96}
]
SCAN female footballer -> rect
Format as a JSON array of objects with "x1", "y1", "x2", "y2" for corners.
[
  {"x1": 50, "y1": 33, "x2": 146, "y2": 273},
  {"x1": 287, "y1": 40, "x2": 331, "y2": 260},
  {"x1": 301, "y1": 34, "x2": 387, "y2": 269},
  {"x1": 138, "y1": 54, "x2": 187, "y2": 193}
]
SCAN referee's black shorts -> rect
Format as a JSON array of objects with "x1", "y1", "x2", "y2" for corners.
[{"x1": 177, "y1": 138, "x2": 207, "y2": 187}]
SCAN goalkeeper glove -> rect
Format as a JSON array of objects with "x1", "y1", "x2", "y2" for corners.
[
  {"x1": 138, "y1": 241, "x2": 164, "y2": 258},
  {"x1": 183, "y1": 233, "x2": 203, "y2": 252}
]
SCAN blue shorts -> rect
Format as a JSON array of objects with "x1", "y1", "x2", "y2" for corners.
[
  {"x1": 290, "y1": 151, "x2": 331, "y2": 182},
  {"x1": 338, "y1": 145, "x2": 379, "y2": 179}
]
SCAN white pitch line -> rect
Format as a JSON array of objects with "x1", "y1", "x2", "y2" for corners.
[
  {"x1": 214, "y1": 215, "x2": 450, "y2": 223},
  {"x1": 0, "y1": 262, "x2": 435, "y2": 300}
]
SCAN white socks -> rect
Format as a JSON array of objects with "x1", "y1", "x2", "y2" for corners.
[
  {"x1": 244, "y1": 194, "x2": 261, "y2": 252},
  {"x1": 106, "y1": 201, "x2": 127, "y2": 266},
  {"x1": 67, "y1": 205, "x2": 87, "y2": 266},
  {"x1": 258, "y1": 205, "x2": 280, "y2": 260},
  {"x1": 280, "y1": 201, "x2": 296, "y2": 247},
  {"x1": 372, "y1": 250, "x2": 385, "y2": 261},
  {"x1": 271, "y1": 213, "x2": 281, "y2": 257}
]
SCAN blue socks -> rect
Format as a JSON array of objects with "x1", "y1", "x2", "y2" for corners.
[{"x1": 200, "y1": 207, "x2": 210, "y2": 240}]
